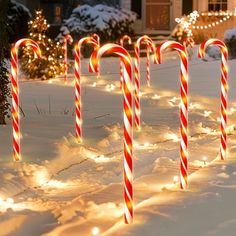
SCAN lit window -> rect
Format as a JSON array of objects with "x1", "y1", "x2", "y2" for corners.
[
  {"x1": 54, "y1": 5, "x2": 62, "y2": 24},
  {"x1": 208, "y1": 0, "x2": 227, "y2": 11}
]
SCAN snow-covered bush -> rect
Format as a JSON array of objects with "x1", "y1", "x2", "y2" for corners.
[
  {"x1": 58, "y1": 4, "x2": 136, "y2": 42},
  {"x1": 8, "y1": 0, "x2": 31, "y2": 42},
  {"x1": 224, "y1": 28, "x2": 236, "y2": 58},
  {"x1": 205, "y1": 46, "x2": 221, "y2": 60}
]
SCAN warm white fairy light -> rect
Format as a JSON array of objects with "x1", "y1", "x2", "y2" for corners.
[
  {"x1": 175, "y1": 10, "x2": 199, "y2": 37},
  {"x1": 202, "y1": 156, "x2": 208, "y2": 166},
  {"x1": 6, "y1": 198, "x2": 14, "y2": 204},
  {"x1": 165, "y1": 133, "x2": 180, "y2": 142},
  {"x1": 92, "y1": 227, "x2": 100, "y2": 236},
  {"x1": 203, "y1": 110, "x2": 212, "y2": 118},
  {"x1": 176, "y1": 9, "x2": 236, "y2": 34},
  {"x1": 151, "y1": 94, "x2": 161, "y2": 100},
  {"x1": 173, "y1": 176, "x2": 179, "y2": 184}
]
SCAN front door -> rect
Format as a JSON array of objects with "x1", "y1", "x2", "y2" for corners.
[{"x1": 146, "y1": 0, "x2": 171, "y2": 30}]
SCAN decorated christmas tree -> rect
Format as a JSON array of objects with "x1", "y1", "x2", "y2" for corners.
[{"x1": 21, "y1": 10, "x2": 64, "y2": 80}]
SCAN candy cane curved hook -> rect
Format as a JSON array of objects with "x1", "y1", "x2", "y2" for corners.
[
  {"x1": 64, "y1": 34, "x2": 73, "y2": 83},
  {"x1": 156, "y1": 41, "x2": 189, "y2": 190},
  {"x1": 92, "y1": 33, "x2": 100, "y2": 77},
  {"x1": 11, "y1": 39, "x2": 41, "y2": 161},
  {"x1": 89, "y1": 43, "x2": 133, "y2": 224},
  {"x1": 134, "y1": 35, "x2": 157, "y2": 130},
  {"x1": 198, "y1": 39, "x2": 229, "y2": 161},
  {"x1": 74, "y1": 37, "x2": 99, "y2": 143},
  {"x1": 120, "y1": 35, "x2": 132, "y2": 90},
  {"x1": 183, "y1": 37, "x2": 195, "y2": 49}
]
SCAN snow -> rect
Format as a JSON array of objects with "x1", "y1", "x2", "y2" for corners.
[
  {"x1": 224, "y1": 27, "x2": 236, "y2": 40},
  {"x1": 58, "y1": 4, "x2": 136, "y2": 38},
  {"x1": 0, "y1": 47, "x2": 236, "y2": 235},
  {"x1": 9, "y1": 0, "x2": 31, "y2": 18}
]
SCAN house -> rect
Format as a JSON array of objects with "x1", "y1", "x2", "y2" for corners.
[
  {"x1": 121, "y1": 0, "x2": 236, "y2": 34},
  {"x1": 15, "y1": 0, "x2": 74, "y2": 24},
  {"x1": 16, "y1": 0, "x2": 236, "y2": 36}
]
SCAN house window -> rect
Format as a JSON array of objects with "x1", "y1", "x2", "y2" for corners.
[
  {"x1": 54, "y1": 5, "x2": 62, "y2": 24},
  {"x1": 131, "y1": 0, "x2": 142, "y2": 19},
  {"x1": 208, "y1": 0, "x2": 227, "y2": 11}
]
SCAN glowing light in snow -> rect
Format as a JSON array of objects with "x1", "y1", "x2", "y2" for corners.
[
  {"x1": 134, "y1": 142, "x2": 157, "y2": 150},
  {"x1": 173, "y1": 176, "x2": 179, "y2": 184},
  {"x1": 203, "y1": 110, "x2": 212, "y2": 118},
  {"x1": 165, "y1": 133, "x2": 179, "y2": 142},
  {"x1": 151, "y1": 94, "x2": 161, "y2": 100},
  {"x1": 202, "y1": 156, "x2": 208, "y2": 166},
  {"x1": 92, "y1": 227, "x2": 100, "y2": 236},
  {"x1": 6, "y1": 198, "x2": 14, "y2": 204}
]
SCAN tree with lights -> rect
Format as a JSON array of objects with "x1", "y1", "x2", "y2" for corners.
[{"x1": 21, "y1": 10, "x2": 64, "y2": 80}]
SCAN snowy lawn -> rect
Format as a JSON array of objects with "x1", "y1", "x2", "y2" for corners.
[{"x1": 0, "y1": 49, "x2": 236, "y2": 235}]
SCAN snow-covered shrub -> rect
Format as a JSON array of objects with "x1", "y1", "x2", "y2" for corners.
[
  {"x1": 58, "y1": 4, "x2": 137, "y2": 42},
  {"x1": 8, "y1": 0, "x2": 31, "y2": 42},
  {"x1": 205, "y1": 46, "x2": 221, "y2": 60},
  {"x1": 224, "y1": 28, "x2": 236, "y2": 58}
]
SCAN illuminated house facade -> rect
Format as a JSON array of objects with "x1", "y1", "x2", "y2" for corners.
[
  {"x1": 121, "y1": 0, "x2": 236, "y2": 33},
  {"x1": 15, "y1": 0, "x2": 72, "y2": 24},
  {"x1": 16, "y1": 0, "x2": 236, "y2": 34}
]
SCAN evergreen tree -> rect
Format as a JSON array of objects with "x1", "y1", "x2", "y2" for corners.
[
  {"x1": 0, "y1": 0, "x2": 11, "y2": 125},
  {"x1": 21, "y1": 10, "x2": 64, "y2": 80}
]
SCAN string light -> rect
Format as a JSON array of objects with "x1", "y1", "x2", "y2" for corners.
[{"x1": 176, "y1": 9, "x2": 236, "y2": 35}]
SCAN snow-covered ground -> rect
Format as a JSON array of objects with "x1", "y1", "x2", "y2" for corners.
[{"x1": 0, "y1": 47, "x2": 236, "y2": 236}]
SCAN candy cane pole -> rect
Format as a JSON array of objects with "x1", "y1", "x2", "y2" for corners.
[
  {"x1": 74, "y1": 37, "x2": 99, "y2": 143},
  {"x1": 89, "y1": 44, "x2": 133, "y2": 224},
  {"x1": 183, "y1": 37, "x2": 195, "y2": 60},
  {"x1": 64, "y1": 34, "x2": 73, "y2": 83},
  {"x1": 134, "y1": 35, "x2": 157, "y2": 130},
  {"x1": 156, "y1": 41, "x2": 189, "y2": 189},
  {"x1": 199, "y1": 39, "x2": 228, "y2": 161},
  {"x1": 183, "y1": 37, "x2": 195, "y2": 49},
  {"x1": 92, "y1": 33, "x2": 100, "y2": 78},
  {"x1": 146, "y1": 46, "x2": 151, "y2": 86},
  {"x1": 120, "y1": 35, "x2": 132, "y2": 90},
  {"x1": 11, "y1": 39, "x2": 41, "y2": 161}
]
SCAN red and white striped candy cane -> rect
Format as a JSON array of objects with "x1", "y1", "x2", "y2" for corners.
[
  {"x1": 198, "y1": 39, "x2": 228, "y2": 161},
  {"x1": 183, "y1": 37, "x2": 195, "y2": 49},
  {"x1": 89, "y1": 44, "x2": 133, "y2": 224},
  {"x1": 134, "y1": 35, "x2": 157, "y2": 130},
  {"x1": 92, "y1": 33, "x2": 100, "y2": 77},
  {"x1": 11, "y1": 39, "x2": 41, "y2": 161},
  {"x1": 156, "y1": 41, "x2": 189, "y2": 189},
  {"x1": 64, "y1": 34, "x2": 73, "y2": 83},
  {"x1": 120, "y1": 35, "x2": 132, "y2": 90},
  {"x1": 74, "y1": 37, "x2": 99, "y2": 143}
]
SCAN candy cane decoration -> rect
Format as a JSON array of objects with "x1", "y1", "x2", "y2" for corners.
[
  {"x1": 199, "y1": 39, "x2": 229, "y2": 161},
  {"x1": 11, "y1": 39, "x2": 41, "y2": 161},
  {"x1": 156, "y1": 41, "x2": 189, "y2": 189},
  {"x1": 183, "y1": 37, "x2": 195, "y2": 59},
  {"x1": 89, "y1": 44, "x2": 133, "y2": 224},
  {"x1": 74, "y1": 37, "x2": 99, "y2": 143},
  {"x1": 183, "y1": 37, "x2": 195, "y2": 49},
  {"x1": 120, "y1": 35, "x2": 132, "y2": 90},
  {"x1": 92, "y1": 33, "x2": 100, "y2": 78},
  {"x1": 64, "y1": 34, "x2": 73, "y2": 83},
  {"x1": 134, "y1": 35, "x2": 157, "y2": 130}
]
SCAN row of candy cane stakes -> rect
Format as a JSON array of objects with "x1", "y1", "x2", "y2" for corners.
[{"x1": 10, "y1": 36, "x2": 228, "y2": 224}]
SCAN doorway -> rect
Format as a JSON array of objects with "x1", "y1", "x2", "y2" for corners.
[
  {"x1": 146, "y1": 0, "x2": 171, "y2": 30},
  {"x1": 182, "y1": 0, "x2": 193, "y2": 15}
]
